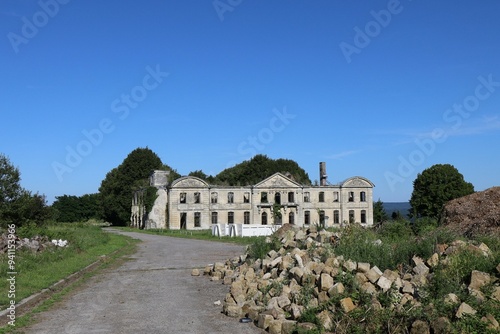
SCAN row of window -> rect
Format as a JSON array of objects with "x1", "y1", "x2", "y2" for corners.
[
  {"x1": 184, "y1": 209, "x2": 367, "y2": 227},
  {"x1": 305, "y1": 209, "x2": 367, "y2": 224},
  {"x1": 179, "y1": 191, "x2": 367, "y2": 204}
]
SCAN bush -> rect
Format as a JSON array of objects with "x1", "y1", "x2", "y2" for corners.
[{"x1": 247, "y1": 235, "x2": 281, "y2": 260}]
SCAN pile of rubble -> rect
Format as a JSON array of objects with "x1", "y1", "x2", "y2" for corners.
[
  {"x1": 441, "y1": 186, "x2": 500, "y2": 237},
  {"x1": 196, "y1": 225, "x2": 500, "y2": 333},
  {"x1": 0, "y1": 233, "x2": 68, "y2": 253}
]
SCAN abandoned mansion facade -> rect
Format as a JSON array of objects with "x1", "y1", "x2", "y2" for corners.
[{"x1": 130, "y1": 163, "x2": 374, "y2": 230}]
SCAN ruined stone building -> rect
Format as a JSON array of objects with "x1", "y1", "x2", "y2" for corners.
[{"x1": 131, "y1": 162, "x2": 374, "y2": 230}]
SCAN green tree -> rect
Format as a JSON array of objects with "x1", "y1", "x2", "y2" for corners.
[
  {"x1": 98, "y1": 147, "x2": 165, "y2": 226},
  {"x1": 189, "y1": 170, "x2": 208, "y2": 180},
  {"x1": 410, "y1": 164, "x2": 474, "y2": 219},
  {"x1": 52, "y1": 193, "x2": 100, "y2": 222},
  {"x1": 0, "y1": 153, "x2": 49, "y2": 226},
  {"x1": 214, "y1": 154, "x2": 311, "y2": 186},
  {"x1": 373, "y1": 199, "x2": 388, "y2": 223}
]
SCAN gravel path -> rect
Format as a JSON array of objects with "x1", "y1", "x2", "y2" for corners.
[{"x1": 23, "y1": 229, "x2": 264, "y2": 334}]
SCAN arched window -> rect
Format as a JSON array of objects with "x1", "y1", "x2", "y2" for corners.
[
  {"x1": 275, "y1": 192, "x2": 281, "y2": 204},
  {"x1": 261, "y1": 212, "x2": 268, "y2": 225},
  {"x1": 319, "y1": 210, "x2": 325, "y2": 226},
  {"x1": 289, "y1": 212, "x2": 295, "y2": 225}
]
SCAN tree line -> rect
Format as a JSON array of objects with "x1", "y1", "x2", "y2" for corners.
[{"x1": 0, "y1": 149, "x2": 475, "y2": 228}]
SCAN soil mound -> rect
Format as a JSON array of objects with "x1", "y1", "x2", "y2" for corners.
[{"x1": 441, "y1": 186, "x2": 500, "y2": 237}]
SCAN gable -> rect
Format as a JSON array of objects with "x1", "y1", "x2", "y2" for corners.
[
  {"x1": 342, "y1": 176, "x2": 374, "y2": 188},
  {"x1": 171, "y1": 176, "x2": 209, "y2": 188},
  {"x1": 254, "y1": 173, "x2": 302, "y2": 189}
]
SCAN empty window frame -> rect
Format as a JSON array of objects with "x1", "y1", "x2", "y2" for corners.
[
  {"x1": 211, "y1": 212, "x2": 218, "y2": 224},
  {"x1": 349, "y1": 210, "x2": 355, "y2": 223},
  {"x1": 179, "y1": 192, "x2": 187, "y2": 204},
  {"x1": 319, "y1": 191, "x2": 325, "y2": 203},
  {"x1": 319, "y1": 210, "x2": 325, "y2": 226},
  {"x1": 244, "y1": 211, "x2": 250, "y2": 224},
  {"x1": 261, "y1": 192, "x2": 268, "y2": 203},
  {"x1": 194, "y1": 192, "x2": 201, "y2": 204},
  {"x1": 228, "y1": 211, "x2": 234, "y2": 224},
  {"x1": 289, "y1": 211, "x2": 295, "y2": 225},
  {"x1": 227, "y1": 192, "x2": 234, "y2": 204},
  {"x1": 194, "y1": 212, "x2": 201, "y2": 227},
  {"x1": 304, "y1": 192, "x2": 310, "y2": 202},
  {"x1": 333, "y1": 191, "x2": 339, "y2": 202},
  {"x1": 261, "y1": 212, "x2": 268, "y2": 225},
  {"x1": 348, "y1": 192, "x2": 354, "y2": 202},
  {"x1": 243, "y1": 192, "x2": 250, "y2": 203},
  {"x1": 360, "y1": 191, "x2": 366, "y2": 202},
  {"x1": 288, "y1": 191, "x2": 294, "y2": 203},
  {"x1": 361, "y1": 210, "x2": 366, "y2": 224},
  {"x1": 334, "y1": 210, "x2": 340, "y2": 224},
  {"x1": 211, "y1": 192, "x2": 218, "y2": 204},
  {"x1": 274, "y1": 192, "x2": 281, "y2": 204},
  {"x1": 304, "y1": 210, "x2": 310, "y2": 225}
]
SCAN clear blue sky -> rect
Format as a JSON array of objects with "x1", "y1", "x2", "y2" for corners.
[{"x1": 1, "y1": 0, "x2": 499, "y2": 204}]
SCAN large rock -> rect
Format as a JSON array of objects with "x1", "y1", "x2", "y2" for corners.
[
  {"x1": 410, "y1": 320, "x2": 430, "y2": 334},
  {"x1": 320, "y1": 273, "x2": 334, "y2": 291},
  {"x1": 339, "y1": 297, "x2": 356, "y2": 313},
  {"x1": 317, "y1": 310, "x2": 333, "y2": 331},
  {"x1": 456, "y1": 302, "x2": 476, "y2": 318},
  {"x1": 468, "y1": 270, "x2": 491, "y2": 290}
]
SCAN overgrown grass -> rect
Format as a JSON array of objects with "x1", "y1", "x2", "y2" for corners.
[
  {"x1": 244, "y1": 222, "x2": 500, "y2": 333},
  {"x1": 330, "y1": 223, "x2": 462, "y2": 272},
  {"x1": 0, "y1": 223, "x2": 137, "y2": 309},
  {"x1": 113, "y1": 226, "x2": 258, "y2": 246}
]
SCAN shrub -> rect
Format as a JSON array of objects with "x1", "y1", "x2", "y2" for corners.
[{"x1": 246, "y1": 235, "x2": 281, "y2": 260}]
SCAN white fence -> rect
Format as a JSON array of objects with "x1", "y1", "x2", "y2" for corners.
[{"x1": 211, "y1": 224, "x2": 280, "y2": 237}]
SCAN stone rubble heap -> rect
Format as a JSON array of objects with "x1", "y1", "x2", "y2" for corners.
[
  {"x1": 196, "y1": 224, "x2": 500, "y2": 333},
  {"x1": 0, "y1": 233, "x2": 68, "y2": 253}
]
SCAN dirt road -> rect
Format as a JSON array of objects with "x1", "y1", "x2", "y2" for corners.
[{"x1": 23, "y1": 229, "x2": 263, "y2": 334}]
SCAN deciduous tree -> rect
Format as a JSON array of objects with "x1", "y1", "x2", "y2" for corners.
[{"x1": 410, "y1": 164, "x2": 474, "y2": 219}]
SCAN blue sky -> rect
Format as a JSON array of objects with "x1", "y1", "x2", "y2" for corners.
[{"x1": 1, "y1": 0, "x2": 499, "y2": 204}]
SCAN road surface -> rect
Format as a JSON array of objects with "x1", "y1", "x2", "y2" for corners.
[{"x1": 23, "y1": 229, "x2": 263, "y2": 334}]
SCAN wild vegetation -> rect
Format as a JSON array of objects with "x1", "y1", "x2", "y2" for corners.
[{"x1": 224, "y1": 221, "x2": 500, "y2": 333}]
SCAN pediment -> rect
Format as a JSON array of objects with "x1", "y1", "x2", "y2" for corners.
[
  {"x1": 342, "y1": 176, "x2": 374, "y2": 188},
  {"x1": 254, "y1": 173, "x2": 302, "y2": 189},
  {"x1": 171, "y1": 176, "x2": 209, "y2": 188}
]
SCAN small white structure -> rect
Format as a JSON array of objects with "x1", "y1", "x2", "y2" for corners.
[{"x1": 211, "y1": 223, "x2": 280, "y2": 237}]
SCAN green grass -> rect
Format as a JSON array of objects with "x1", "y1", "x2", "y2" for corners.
[
  {"x1": 113, "y1": 226, "x2": 259, "y2": 246},
  {"x1": 0, "y1": 223, "x2": 137, "y2": 310}
]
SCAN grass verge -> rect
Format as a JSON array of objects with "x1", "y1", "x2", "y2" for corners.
[
  {"x1": 113, "y1": 226, "x2": 259, "y2": 246},
  {"x1": 0, "y1": 223, "x2": 138, "y2": 331}
]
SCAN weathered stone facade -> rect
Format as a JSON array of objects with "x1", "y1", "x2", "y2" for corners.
[{"x1": 135, "y1": 164, "x2": 374, "y2": 230}]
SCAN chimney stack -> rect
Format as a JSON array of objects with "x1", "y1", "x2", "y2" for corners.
[{"x1": 319, "y1": 162, "x2": 327, "y2": 186}]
